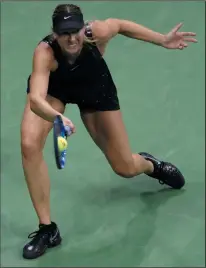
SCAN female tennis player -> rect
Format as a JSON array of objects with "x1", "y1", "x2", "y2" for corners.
[{"x1": 21, "y1": 3, "x2": 197, "y2": 259}]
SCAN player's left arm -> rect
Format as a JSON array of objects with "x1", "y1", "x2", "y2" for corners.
[
  {"x1": 92, "y1": 19, "x2": 197, "y2": 49},
  {"x1": 106, "y1": 18, "x2": 166, "y2": 46}
]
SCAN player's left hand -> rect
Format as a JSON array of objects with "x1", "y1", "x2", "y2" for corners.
[{"x1": 163, "y1": 23, "x2": 197, "y2": 50}]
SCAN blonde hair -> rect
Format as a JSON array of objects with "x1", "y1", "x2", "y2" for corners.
[{"x1": 52, "y1": 4, "x2": 81, "y2": 19}]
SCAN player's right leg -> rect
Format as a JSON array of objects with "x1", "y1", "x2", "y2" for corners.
[{"x1": 21, "y1": 94, "x2": 65, "y2": 259}]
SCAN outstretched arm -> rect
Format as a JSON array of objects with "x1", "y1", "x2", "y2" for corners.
[{"x1": 92, "y1": 19, "x2": 197, "y2": 49}]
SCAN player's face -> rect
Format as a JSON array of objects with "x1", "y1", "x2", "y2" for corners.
[{"x1": 56, "y1": 28, "x2": 85, "y2": 55}]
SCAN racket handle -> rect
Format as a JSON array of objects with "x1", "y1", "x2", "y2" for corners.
[{"x1": 65, "y1": 125, "x2": 72, "y2": 137}]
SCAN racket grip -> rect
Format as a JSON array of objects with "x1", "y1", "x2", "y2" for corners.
[{"x1": 65, "y1": 125, "x2": 72, "y2": 137}]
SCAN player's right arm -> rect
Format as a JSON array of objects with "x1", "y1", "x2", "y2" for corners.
[{"x1": 29, "y1": 43, "x2": 62, "y2": 122}]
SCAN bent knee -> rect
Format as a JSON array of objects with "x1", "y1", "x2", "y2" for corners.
[
  {"x1": 21, "y1": 133, "x2": 45, "y2": 160},
  {"x1": 21, "y1": 121, "x2": 50, "y2": 160},
  {"x1": 112, "y1": 160, "x2": 137, "y2": 178}
]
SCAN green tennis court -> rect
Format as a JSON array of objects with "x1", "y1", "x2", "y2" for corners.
[{"x1": 1, "y1": 1, "x2": 205, "y2": 267}]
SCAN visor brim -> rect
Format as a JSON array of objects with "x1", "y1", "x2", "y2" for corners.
[{"x1": 54, "y1": 21, "x2": 84, "y2": 34}]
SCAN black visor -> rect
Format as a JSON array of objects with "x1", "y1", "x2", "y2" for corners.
[{"x1": 53, "y1": 12, "x2": 84, "y2": 34}]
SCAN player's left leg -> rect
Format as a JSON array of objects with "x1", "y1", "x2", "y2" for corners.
[{"x1": 81, "y1": 109, "x2": 185, "y2": 189}]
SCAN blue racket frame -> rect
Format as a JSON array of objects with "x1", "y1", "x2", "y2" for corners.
[{"x1": 53, "y1": 115, "x2": 71, "y2": 169}]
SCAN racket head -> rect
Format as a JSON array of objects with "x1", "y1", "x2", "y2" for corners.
[{"x1": 53, "y1": 115, "x2": 71, "y2": 169}]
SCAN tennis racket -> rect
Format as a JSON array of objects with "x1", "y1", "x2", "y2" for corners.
[{"x1": 53, "y1": 115, "x2": 72, "y2": 169}]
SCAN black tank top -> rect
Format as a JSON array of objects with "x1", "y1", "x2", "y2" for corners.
[{"x1": 28, "y1": 23, "x2": 113, "y2": 92}]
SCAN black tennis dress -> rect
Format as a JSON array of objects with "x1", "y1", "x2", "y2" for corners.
[{"x1": 26, "y1": 24, "x2": 120, "y2": 112}]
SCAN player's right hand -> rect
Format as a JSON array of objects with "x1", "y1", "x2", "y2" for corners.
[{"x1": 61, "y1": 115, "x2": 76, "y2": 134}]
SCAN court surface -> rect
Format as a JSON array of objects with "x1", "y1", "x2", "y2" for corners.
[{"x1": 1, "y1": 1, "x2": 205, "y2": 267}]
